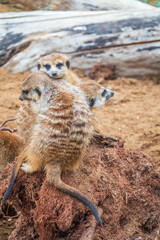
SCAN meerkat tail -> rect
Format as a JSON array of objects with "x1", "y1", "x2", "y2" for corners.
[
  {"x1": 45, "y1": 163, "x2": 102, "y2": 225},
  {"x1": 2, "y1": 155, "x2": 24, "y2": 205},
  {"x1": 58, "y1": 181, "x2": 103, "y2": 225}
]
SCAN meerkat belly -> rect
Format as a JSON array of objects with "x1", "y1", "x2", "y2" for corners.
[{"x1": 28, "y1": 99, "x2": 92, "y2": 171}]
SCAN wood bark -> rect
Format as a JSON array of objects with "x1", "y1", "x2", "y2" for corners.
[{"x1": 1, "y1": 10, "x2": 160, "y2": 77}]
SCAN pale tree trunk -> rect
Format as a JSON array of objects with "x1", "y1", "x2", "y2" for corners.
[{"x1": 1, "y1": 9, "x2": 160, "y2": 77}]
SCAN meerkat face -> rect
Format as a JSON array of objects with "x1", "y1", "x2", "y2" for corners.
[
  {"x1": 79, "y1": 81, "x2": 114, "y2": 108},
  {"x1": 19, "y1": 72, "x2": 51, "y2": 103},
  {"x1": 89, "y1": 87, "x2": 114, "y2": 108},
  {"x1": 37, "y1": 53, "x2": 70, "y2": 79},
  {"x1": 19, "y1": 87, "x2": 41, "y2": 102}
]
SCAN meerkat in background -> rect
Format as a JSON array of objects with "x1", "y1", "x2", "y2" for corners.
[
  {"x1": 2, "y1": 71, "x2": 102, "y2": 225},
  {"x1": 37, "y1": 53, "x2": 80, "y2": 85},
  {"x1": 78, "y1": 80, "x2": 114, "y2": 108},
  {"x1": 0, "y1": 119, "x2": 23, "y2": 170},
  {"x1": 37, "y1": 53, "x2": 114, "y2": 108}
]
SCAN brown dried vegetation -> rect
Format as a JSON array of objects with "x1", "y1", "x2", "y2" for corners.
[{"x1": 0, "y1": 138, "x2": 160, "y2": 240}]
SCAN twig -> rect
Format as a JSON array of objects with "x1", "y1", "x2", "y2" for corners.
[
  {"x1": 93, "y1": 132, "x2": 119, "y2": 142},
  {"x1": 0, "y1": 118, "x2": 16, "y2": 128},
  {"x1": 0, "y1": 118, "x2": 17, "y2": 133}
]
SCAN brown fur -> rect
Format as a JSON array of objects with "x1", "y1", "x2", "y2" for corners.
[
  {"x1": 2, "y1": 71, "x2": 102, "y2": 224},
  {"x1": 0, "y1": 131, "x2": 23, "y2": 167},
  {"x1": 16, "y1": 104, "x2": 36, "y2": 144}
]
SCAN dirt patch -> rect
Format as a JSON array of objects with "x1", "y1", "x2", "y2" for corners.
[
  {"x1": 0, "y1": 1, "x2": 48, "y2": 12},
  {"x1": 0, "y1": 1, "x2": 68, "y2": 12},
  {"x1": 0, "y1": 138, "x2": 160, "y2": 240},
  {"x1": 89, "y1": 64, "x2": 115, "y2": 81}
]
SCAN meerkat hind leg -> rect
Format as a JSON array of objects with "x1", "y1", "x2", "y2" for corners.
[
  {"x1": 45, "y1": 162, "x2": 102, "y2": 225},
  {"x1": 21, "y1": 160, "x2": 42, "y2": 173},
  {"x1": 21, "y1": 162, "x2": 34, "y2": 173},
  {"x1": 21, "y1": 153, "x2": 43, "y2": 173}
]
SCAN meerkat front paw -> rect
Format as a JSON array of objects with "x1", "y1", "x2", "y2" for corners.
[{"x1": 21, "y1": 162, "x2": 32, "y2": 173}]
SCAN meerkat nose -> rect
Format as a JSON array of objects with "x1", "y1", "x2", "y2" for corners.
[
  {"x1": 105, "y1": 90, "x2": 114, "y2": 100},
  {"x1": 110, "y1": 91, "x2": 114, "y2": 97},
  {"x1": 19, "y1": 96, "x2": 23, "y2": 101},
  {"x1": 52, "y1": 72, "x2": 57, "y2": 77}
]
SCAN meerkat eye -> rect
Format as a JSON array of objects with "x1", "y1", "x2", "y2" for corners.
[
  {"x1": 102, "y1": 89, "x2": 107, "y2": 97},
  {"x1": 44, "y1": 64, "x2": 51, "y2": 71},
  {"x1": 89, "y1": 98, "x2": 95, "y2": 107},
  {"x1": 34, "y1": 87, "x2": 41, "y2": 97},
  {"x1": 56, "y1": 62, "x2": 63, "y2": 69},
  {"x1": 22, "y1": 90, "x2": 29, "y2": 95},
  {"x1": 37, "y1": 64, "x2": 41, "y2": 70},
  {"x1": 66, "y1": 60, "x2": 70, "y2": 69}
]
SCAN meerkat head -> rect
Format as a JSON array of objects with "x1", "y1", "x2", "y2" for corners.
[
  {"x1": 90, "y1": 87, "x2": 114, "y2": 108},
  {"x1": 19, "y1": 87, "x2": 41, "y2": 102},
  {"x1": 37, "y1": 53, "x2": 70, "y2": 80},
  {"x1": 19, "y1": 72, "x2": 51, "y2": 103},
  {"x1": 79, "y1": 81, "x2": 114, "y2": 108}
]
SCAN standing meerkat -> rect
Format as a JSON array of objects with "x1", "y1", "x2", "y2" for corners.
[
  {"x1": 37, "y1": 53, "x2": 117, "y2": 142},
  {"x1": 2, "y1": 71, "x2": 102, "y2": 225},
  {"x1": 37, "y1": 53, "x2": 114, "y2": 108}
]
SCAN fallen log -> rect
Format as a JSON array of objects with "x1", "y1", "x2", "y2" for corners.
[{"x1": 1, "y1": 10, "x2": 160, "y2": 77}]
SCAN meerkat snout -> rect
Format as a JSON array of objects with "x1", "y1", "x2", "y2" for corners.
[
  {"x1": 111, "y1": 91, "x2": 114, "y2": 96},
  {"x1": 19, "y1": 90, "x2": 29, "y2": 101},
  {"x1": 105, "y1": 90, "x2": 114, "y2": 101},
  {"x1": 52, "y1": 72, "x2": 57, "y2": 77}
]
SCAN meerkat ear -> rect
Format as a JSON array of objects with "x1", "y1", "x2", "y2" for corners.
[
  {"x1": 37, "y1": 61, "x2": 41, "y2": 70},
  {"x1": 66, "y1": 60, "x2": 70, "y2": 69},
  {"x1": 34, "y1": 87, "x2": 41, "y2": 97},
  {"x1": 32, "y1": 87, "x2": 41, "y2": 101},
  {"x1": 89, "y1": 98, "x2": 95, "y2": 107}
]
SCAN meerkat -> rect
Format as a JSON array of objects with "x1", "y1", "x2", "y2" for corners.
[
  {"x1": 37, "y1": 52, "x2": 80, "y2": 85},
  {"x1": 37, "y1": 53, "x2": 114, "y2": 108},
  {"x1": 2, "y1": 71, "x2": 102, "y2": 225},
  {"x1": 0, "y1": 119, "x2": 23, "y2": 171},
  {"x1": 78, "y1": 80, "x2": 114, "y2": 108},
  {"x1": 17, "y1": 53, "x2": 113, "y2": 144},
  {"x1": 37, "y1": 53, "x2": 116, "y2": 142}
]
